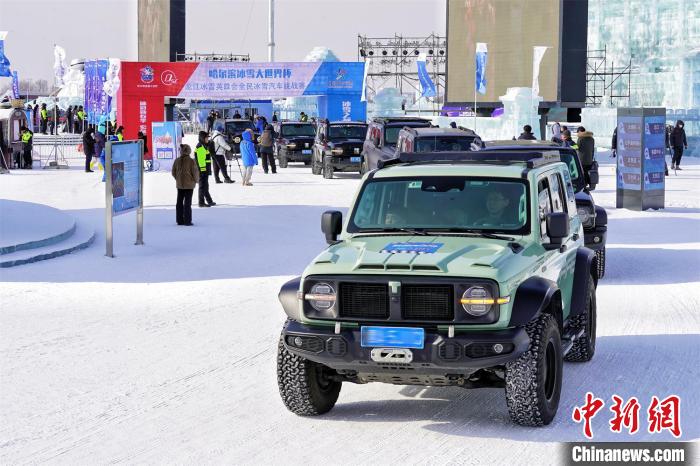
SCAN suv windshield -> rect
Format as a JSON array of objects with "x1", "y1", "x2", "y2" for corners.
[
  {"x1": 415, "y1": 136, "x2": 476, "y2": 152},
  {"x1": 281, "y1": 124, "x2": 316, "y2": 137},
  {"x1": 384, "y1": 124, "x2": 430, "y2": 145},
  {"x1": 226, "y1": 121, "x2": 255, "y2": 134},
  {"x1": 328, "y1": 125, "x2": 367, "y2": 140},
  {"x1": 349, "y1": 177, "x2": 529, "y2": 234}
]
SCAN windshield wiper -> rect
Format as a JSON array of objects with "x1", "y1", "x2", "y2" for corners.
[
  {"x1": 357, "y1": 228, "x2": 429, "y2": 236},
  {"x1": 426, "y1": 228, "x2": 515, "y2": 241}
]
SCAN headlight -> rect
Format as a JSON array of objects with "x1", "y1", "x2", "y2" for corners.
[
  {"x1": 460, "y1": 286, "x2": 510, "y2": 317},
  {"x1": 286, "y1": 143, "x2": 297, "y2": 149},
  {"x1": 331, "y1": 148, "x2": 344, "y2": 155},
  {"x1": 234, "y1": 136, "x2": 241, "y2": 143},
  {"x1": 577, "y1": 205, "x2": 595, "y2": 227},
  {"x1": 305, "y1": 283, "x2": 336, "y2": 312}
]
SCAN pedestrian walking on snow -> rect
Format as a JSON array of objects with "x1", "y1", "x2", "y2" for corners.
[
  {"x1": 210, "y1": 124, "x2": 235, "y2": 184},
  {"x1": 195, "y1": 131, "x2": 216, "y2": 207},
  {"x1": 240, "y1": 129, "x2": 258, "y2": 186},
  {"x1": 670, "y1": 120, "x2": 688, "y2": 170},
  {"x1": 171, "y1": 144, "x2": 199, "y2": 226},
  {"x1": 259, "y1": 124, "x2": 276, "y2": 174},
  {"x1": 82, "y1": 128, "x2": 96, "y2": 172}
]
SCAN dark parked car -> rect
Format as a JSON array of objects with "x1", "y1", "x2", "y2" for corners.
[
  {"x1": 361, "y1": 117, "x2": 432, "y2": 173},
  {"x1": 219, "y1": 118, "x2": 258, "y2": 154},
  {"x1": 312, "y1": 120, "x2": 368, "y2": 178},
  {"x1": 273, "y1": 121, "x2": 317, "y2": 168},
  {"x1": 481, "y1": 140, "x2": 608, "y2": 277},
  {"x1": 395, "y1": 127, "x2": 482, "y2": 155}
]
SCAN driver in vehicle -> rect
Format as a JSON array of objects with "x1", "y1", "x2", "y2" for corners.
[{"x1": 475, "y1": 191, "x2": 512, "y2": 227}]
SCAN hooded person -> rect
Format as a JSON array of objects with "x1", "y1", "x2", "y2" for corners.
[
  {"x1": 171, "y1": 144, "x2": 200, "y2": 225},
  {"x1": 518, "y1": 125, "x2": 537, "y2": 140},
  {"x1": 670, "y1": 120, "x2": 688, "y2": 170},
  {"x1": 195, "y1": 131, "x2": 216, "y2": 206},
  {"x1": 259, "y1": 124, "x2": 276, "y2": 174},
  {"x1": 551, "y1": 121, "x2": 562, "y2": 143},
  {"x1": 210, "y1": 122, "x2": 235, "y2": 184},
  {"x1": 575, "y1": 126, "x2": 596, "y2": 173},
  {"x1": 82, "y1": 127, "x2": 96, "y2": 172},
  {"x1": 240, "y1": 129, "x2": 258, "y2": 186}
]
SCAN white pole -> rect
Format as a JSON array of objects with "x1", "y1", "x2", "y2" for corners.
[
  {"x1": 268, "y1": 0, "x2": 275, "y2": 62},
  {"x1": 473, "y1": 87, "x2": 477, "y2": 132}
]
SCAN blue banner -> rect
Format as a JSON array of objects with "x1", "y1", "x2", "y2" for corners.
[
  {"x1": 417, "y1": 60, "x2": 436, "y2": 98},
  {"x1": 475, "y1": 43, "x2": 488, "y2": 95},
  {"x1": 84, "y1": 60, "x2": 110, "y2": 125},
  {"x1": 320, "y1": 94, "x2": 367, "y2": 122},
  {"x1": 643, "y1": 115, "x2": 666, "y2": 191},
  {"x1": 11, "y1": 71, "x2": 19, "y2": 98},
  {"x1": 0, "y1": 36, "x2": 11, "y2": 77}
]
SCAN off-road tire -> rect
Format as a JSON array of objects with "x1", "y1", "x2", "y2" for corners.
[
  {"x1": 323, "y1": 160, "x2": 334, "y2": 179},
  {"x1": 277, "y1": 334, "x2": 341, "y2": 416},
  {"x1": 505, "y1": 313, "x2": 563, "y2": 426},
  {"x1": 595, "y1": 248, "x2": 606, "y2": 279},
  {"x1": 565, "y1": 277, "x2": 597, "y2": 362}
]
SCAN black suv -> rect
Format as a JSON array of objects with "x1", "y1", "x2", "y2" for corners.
[
  {"x1": 481, "y1": 140, "x2": 607, "y2": 277},
  {"x1": 361, "y1": 117, "x2": 432, "y2": 173},
  {"x1": 312, "y1": 120, "x2": 368, "y2": 178},
  {"x1": 273, "y1": 121, "x2": 316, "y2": 168},
  {"x1": 219, "y1": 118, "x2": 258, "y2": 154},
  {"x1": 395, "y1": 126, "x2": 482, "y2": 155}
]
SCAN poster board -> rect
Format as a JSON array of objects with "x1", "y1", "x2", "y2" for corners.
[{"x1": 151, "y1": 121, "x2": 181, "y2": 171}]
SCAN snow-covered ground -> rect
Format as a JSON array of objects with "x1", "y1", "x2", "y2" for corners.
[{"x1": 1, "y1": 151, "x2": 699, "y2": 464}]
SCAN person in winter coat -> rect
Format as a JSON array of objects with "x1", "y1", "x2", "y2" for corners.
[
  {"x1": 576, "y1": 126, "x2": 596, "y2": 176},
  {"x1": 171, "y1": 144, "x2": 200, "y2": 225},
  {"x1": 611, "y1": 127, "x2": 617, "y2": 158},
  {"x1": 259, "y1": 124, "x2": 276, "y2": 174},
  {"x1": 137, "y1": 131, "x2": 149, "y2": 158},
  {"x1": 195, "y1": 131, "x2": 216, "y2": 207},
  {"x1": 82, "y1": 127, "x2": 96, "y2": 172},
  {"x1": 670, "y1": 120, "x2": 688, "y2": 170},
  {"x1": 518, "y1": 125, "x2": 537, "y2": 140},
  {"x1": 19, "y1": 127, "x2": 33, "y2": 169},
  {"x1": 299, "y1": 112, "x2": 308, "y2": 122},
  {"x1": 551, "y1": 121, "x2": 562, "y2": 143},
  {"x1": 209, "y1": 125, "x2": 235, "y2": 184},
  {"x1": 40, "y1": 103, "x2": 48, "y2": 134},
  {"x1": 66, "y1": 106, "x2": 74, "y2": 134},
  {"x1": 240, "y1": 129, "x2": 258, "y2": 186}
]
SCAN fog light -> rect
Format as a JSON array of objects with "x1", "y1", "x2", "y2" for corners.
[
  {"x1": 493, "y1": 343, "x2": 504, "y2": 354},
  {"x1": 593, "y1": 236, "x2": 600, "y2": 243},
  {"x1": 294, "y1": 336, "x2": 303, "y2": 347}
]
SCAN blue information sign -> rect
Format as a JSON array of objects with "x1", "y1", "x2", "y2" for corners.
[{"x1": 111, "y1": 141, "x2": 142, "y2": 216}]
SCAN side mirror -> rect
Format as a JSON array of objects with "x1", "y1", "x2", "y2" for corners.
[
  {"x1": 544, "y1": 212, "x2": 569, "y2": 250},
  {"x1": 587, "y1": 169, "x2": 599, "y2": 189},
  {"x1": 321, "y1": 210, "x2": 343, "y2": 244}
]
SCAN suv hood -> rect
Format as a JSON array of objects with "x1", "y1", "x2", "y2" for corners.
[{"x1": 308, "y1": 235, "x2": 529, "y2": 280}]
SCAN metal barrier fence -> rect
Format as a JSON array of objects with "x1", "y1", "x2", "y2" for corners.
[{"x1": 31, "y1": 133, "x2": 84, "y2": 168}]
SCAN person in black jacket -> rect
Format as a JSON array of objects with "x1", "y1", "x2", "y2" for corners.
[
  {"x1": 82, "y1": 128, "x2": 96, "y2": 172},
  {"x1": 66, "y1": 106, "x2": 74, "y2": 134},
  {"x1": 517, "y1": 125, "x2": 537, "y2": 140},
  {"x1": 611, "y1": 127, "x2": 617, "y2": 158},
  {"x1": 670, "y1": 120, "x2": 688, "y2": 170}
]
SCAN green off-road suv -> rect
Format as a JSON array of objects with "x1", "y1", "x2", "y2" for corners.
[{"x1": 277, "y1": 151, "x2": 599, "y2": 426}]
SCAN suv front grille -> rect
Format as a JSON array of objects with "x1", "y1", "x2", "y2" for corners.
[
  {"x1": 402, "y1": 284, "x2": 454, "y2": 320},
  {"x1": 339, "y1": 283, "x2": 389, "y2": 319}
]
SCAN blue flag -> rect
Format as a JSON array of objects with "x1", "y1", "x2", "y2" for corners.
[
  {"x1": 417, "y1": 55, "x2": 437, "y2": 98},
  {"x1": 475, "y1": 42, "x2": 488, "y2": 95},
  {"x1": 0, "y1": 32, "x2": 12, "y2": 77},
  {"x1": 11, "y1": 71, "x2": 19, "y2": 98}
]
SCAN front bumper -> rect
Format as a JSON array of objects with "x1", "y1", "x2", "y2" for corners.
[
  {"x1": 280, "y1": 148, "x2": 313, "y2": 162},
  {"x1": 584, "y1": 225, "x2": 607, "y2": 251},
  {"x1": 282, "y1": 320, "x2": 530, "y2": 376},
  {"x1": 325, "y1": 155, "x2": 362, "y2": 171}
]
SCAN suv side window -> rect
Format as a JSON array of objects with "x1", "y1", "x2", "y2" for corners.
[
  {"x1": 548, "y1": 173, "x2": 567, "y2": 213},
  {"x1": 537, "y1": 177, "x2": 553, "y2": 238}
]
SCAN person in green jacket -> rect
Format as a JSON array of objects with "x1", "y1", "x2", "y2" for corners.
[
  {"x1": 195, "y1": 131, "x2": 216, "y2": 207},
  {"x1": 40, "y1": 104, "x2": 48, "y2": 134}
]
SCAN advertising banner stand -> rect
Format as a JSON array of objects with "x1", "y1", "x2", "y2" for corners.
[
  {"x1": 105, "y1": 140, "x2": 144, "y2": 257},
  {"x1": 615, "y1": 107, "x2": 666, "y2": 211},
  {"x1": 151, "y1": 121, "x2": 181, "y2": 171}
]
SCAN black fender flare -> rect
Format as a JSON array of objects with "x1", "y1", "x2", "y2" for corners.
[
  {"x1": 594, "y1": 205, "x2": 608, "y2": 227},
  {"x1": 278, "y1": 276, "x2": 301, "y2": 321},
  {"x1": 569, "y1": 247, "x2": 597, "y2": 318},
  {"x1": 508, "y1": 276, "x2": 560, "y2": 327}
]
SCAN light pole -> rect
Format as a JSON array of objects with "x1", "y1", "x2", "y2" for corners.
[{"x1": 268, "y1": 0, "x2": 275, "y2": 62}]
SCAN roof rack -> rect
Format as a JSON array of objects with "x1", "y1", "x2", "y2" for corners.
[{"x1": 377, "y1": 150, "x2": 563, "y2": 169}]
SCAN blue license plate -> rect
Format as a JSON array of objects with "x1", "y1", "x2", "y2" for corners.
[
  {"x1": 302, "y1": 149, "x2": 312, "y2": 155},
  {"x1": 361, "y1": 326, "x2": 424, "y2": 349},
  {"x1": 350, "y1": 156, "x2": 361, "y2": 163}
]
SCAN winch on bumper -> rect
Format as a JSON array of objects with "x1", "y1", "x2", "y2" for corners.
[{"x1": 281, "y1": 319, "x2": 530, "y2": 379}]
